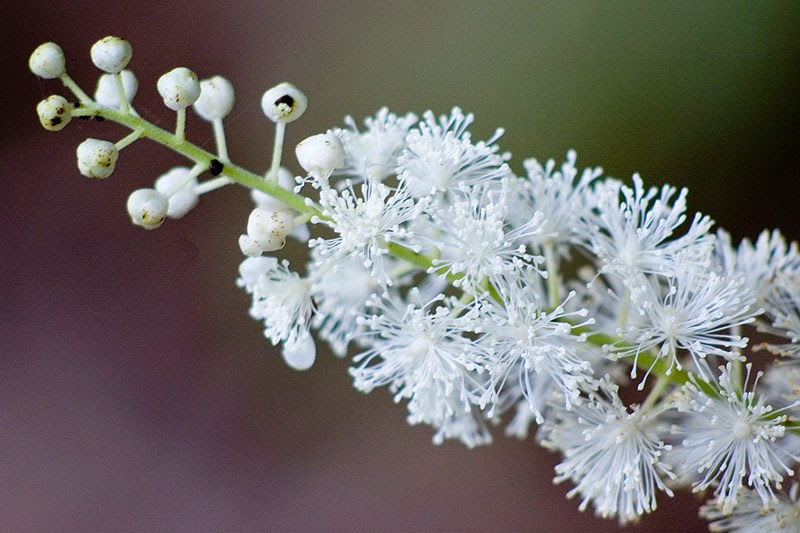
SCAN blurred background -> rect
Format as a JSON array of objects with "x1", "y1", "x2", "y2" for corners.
[{"x1": 4, "y1": 1, "x2": 800, "y2": 531}]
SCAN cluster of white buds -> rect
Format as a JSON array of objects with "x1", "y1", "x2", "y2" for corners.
[
  {"x1": 31, "y1": 36, "x2": 800, "y2": 531},
  {"x1": 29, "y1": 36, "x2": 298, "y2": 233}
]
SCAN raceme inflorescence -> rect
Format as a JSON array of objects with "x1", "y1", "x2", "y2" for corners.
[{"x1": 30, "y1": 37, "x2": 800, "y2": 529}]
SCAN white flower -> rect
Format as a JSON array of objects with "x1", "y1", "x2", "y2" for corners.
[
  {"x1": 238, "y1": 257, "x2": 315, "y2": 370},
  {"x1": 308, "y1": 253, "x2": 380, "y2": 356},
  {"x1": 613, "y1": 265, "x2": 758, "y2": 383},
  {"x1": 427, "y1": 183, "x2": 545, "y2": 292},
  {"x1": 517, "y1": 149, "x2": 603, "y2": 251},
  {"x1": 759, "y1": 273, "x2": 800, "y2": 358},
  {"x1": 714, "y1": 229, "x2": 800, "y2": 308},
  {"x1": 398, "y1": 107, "x2": 512, "y2": 199},
  {"x1": 539, "y1": 379, "x2": 675, "y2": 525},
  {"x1": 350, "y1": 290, "x2": 491, "y2": 442},
  {"x1": 671, "y1": 363, "x2": 798, "y2": 514},
  {"x1": 583, "y1": 175, "x2": 714, "y2": 282},
  {"x1": 310, "y1": 179, "x2": 423, "y2": 286},
  {"x1": 482, "y1": 287, "x2": 595, "y2": 424},
  {"x1": 700, "y1": 483, "x2": 800, "y2": 532},
  {"x1": 334, "y1": 107, "x2": 418, "y2": 182}
]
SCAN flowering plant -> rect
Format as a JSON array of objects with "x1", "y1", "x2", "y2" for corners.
[{"x1": 30, "y1": 37, "x2": 800, "y2": 529}]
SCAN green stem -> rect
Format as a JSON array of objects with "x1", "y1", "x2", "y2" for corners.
[
  {"x1": 543, "y1": 241, "x2": 560, "y2": 309},
  {"x1": 87, "y1": 102, "x2": 317, "y2": 217}
]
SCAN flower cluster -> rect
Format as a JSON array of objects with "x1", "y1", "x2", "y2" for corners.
[{"x1": 31, "y1": 37, "x2": 800, "y2": 529}]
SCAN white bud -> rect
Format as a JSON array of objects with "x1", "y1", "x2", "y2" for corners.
[
  {"x1": 157, "y1": 67, "x2": 201, "y2": 111},
  {"x1": 76, "y1": 138, "x2": 118, "y2": 179},
  {"x1": 193, "y1": 76, "x2": 235, "y2": 121},
  {"x1": 247, "y1": 208, "x2": 294, "y2": 252},
  {"x1": 295, "y1": 132, "x2": 345, "y2": 178},
  {"x1": 127, "y1": 188, "x2": 169, "y2": 230},
  {"x1": 29, "y1": 42, "x2": 66, "y2": 79},
  {"x1": 238, "y1": 234, "x2": 263, "y2": 257},
  {"x1": 261, "y1": 82, "x2": 307, "y2": 124},
  {"x1": 36, "y1": 95, "x2": 72, "y2": 132},
  {"x1": 154, "y1": 166, "x2": 199, "y2": 219},
  {"x1": 281, "y1": 332, "x2": 316, "y2": 371},
  {"x1": 90, "y1": 36, "x2": 132, "y2": 74},
  {"x1": 94, "y1": 70, "x2": 138, "y2": 108},
  {"x1": 251, "y1": 167, "x2": 295, "y2": 210}
]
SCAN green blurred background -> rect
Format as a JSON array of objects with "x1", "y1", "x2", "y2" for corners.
[{"x1": 3, "y1": 1, "x2": 799, "y2": 531}]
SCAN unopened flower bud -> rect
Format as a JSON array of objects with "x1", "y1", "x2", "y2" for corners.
[
  {"x1": 94, "y1": 70, "x2": 138, "y2": 108},
  {"x1": 36, "y1": 95, "x2": 72, "y2": 131},
  {"x1": 76, "y1": 138, "x2": 118, "y2": 179},
  {"x1": 29, "y1": 42, "x2": 66, "y2": 79},
  {"x1": 157, "y1": 67, "x2": 201, "y2": 111},
  {"x1": 193, "y1": 76, "x2": 235, "y2": 121},
  {"x1": 154, "y1": 166, "x2": 199, "y2": 219},
  {"x1": 261, "y1": 82, "x2": 307, "y2": 124},
  {"x1": 247, "y1": 208, "x2": 294, "y2": 252},
  {"x1": 295, "y1": 132, "x2": 345, "y2": 178},
  {"x1": 90, "y1": 36, "x2": 132, "y2": 74},
  {"x1": 127, "y1": 188, "x2": 169, "y2": 230}
]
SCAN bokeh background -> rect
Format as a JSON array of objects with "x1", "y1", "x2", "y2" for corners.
[{"x1": 4, "y1": 1, "x2": 800, "y2": 531}]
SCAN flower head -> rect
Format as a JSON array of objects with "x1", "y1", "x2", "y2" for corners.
[
  {"x1": 540, "y1": 379, "x2": 675, "y2": 524},
  {"x1": 350, "y1": 290, "x2": 492, "y2": 444},
  {"x1": 237, "y1": 257, "x2": 315, "y2": 370},
  {"x1": 671, "y1": 363, "x2": 798, "y2": 514},
  {"x1": 310, "y1": 179, "x2": 423, "y2": 286}
]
